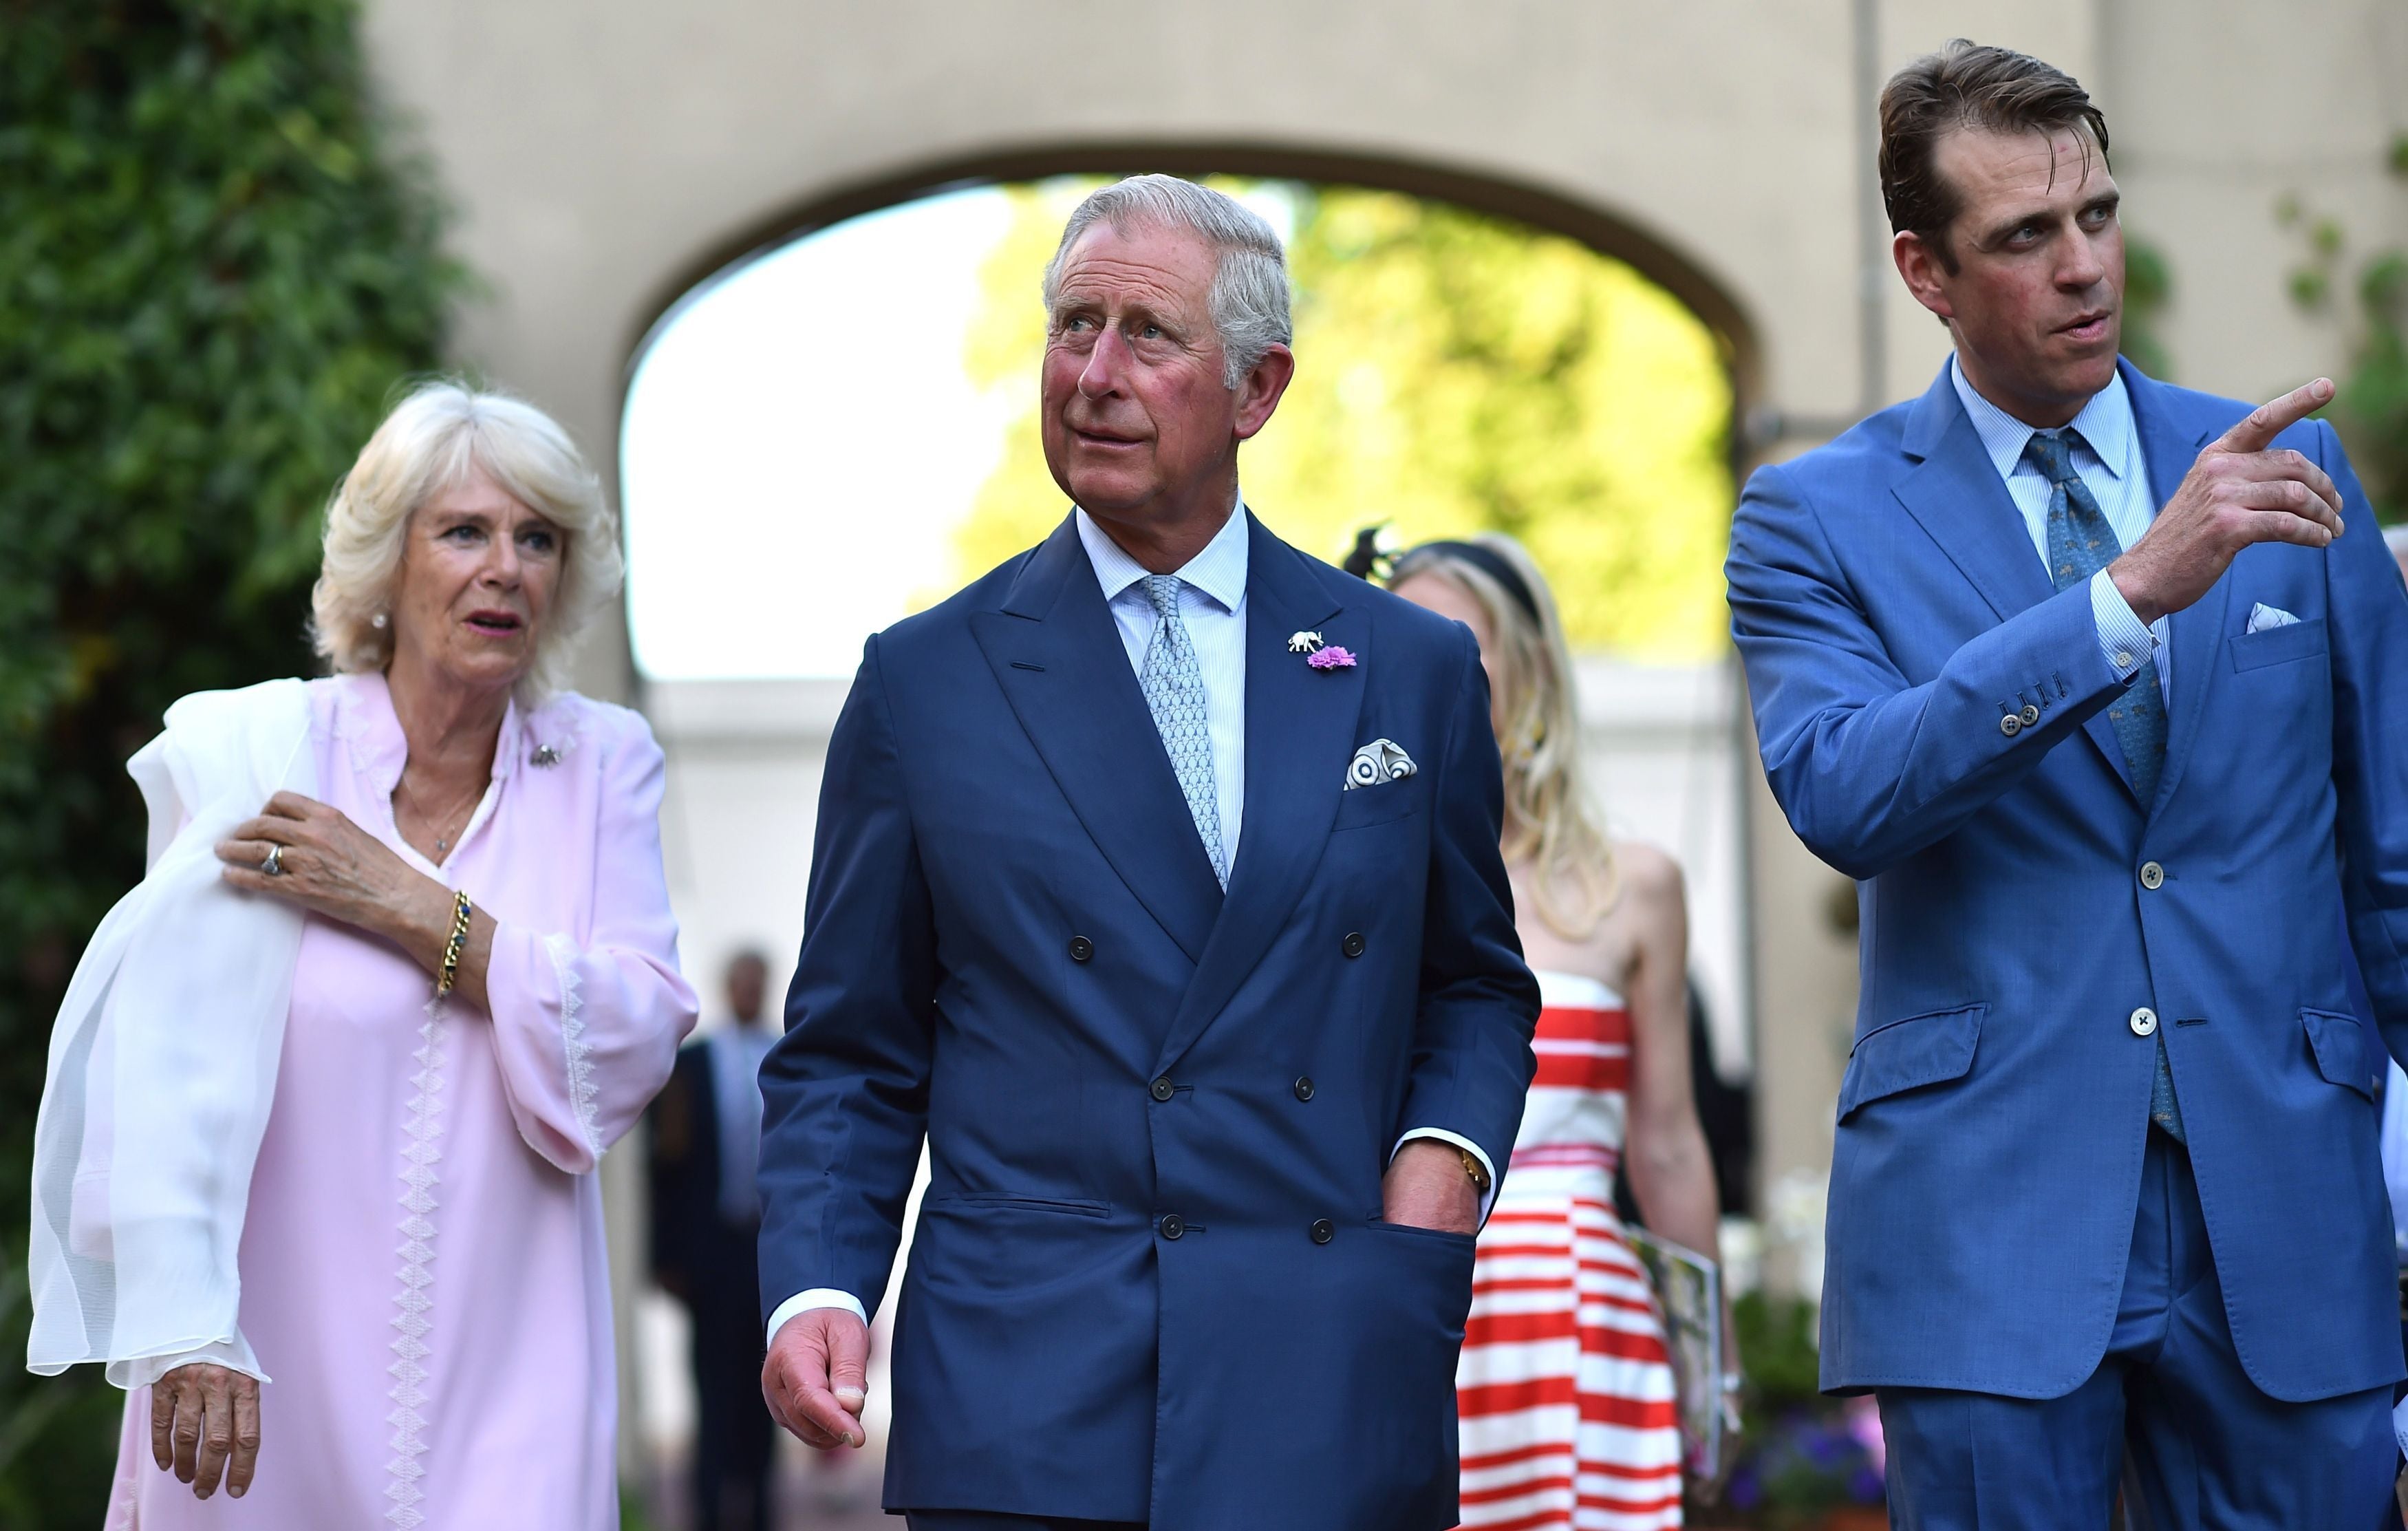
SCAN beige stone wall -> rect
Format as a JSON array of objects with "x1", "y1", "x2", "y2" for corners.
[{"x1": 356, "y1": 0, "x2": 2408, "y2": 1349}]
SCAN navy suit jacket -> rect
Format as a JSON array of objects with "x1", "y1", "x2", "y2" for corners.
[
  {"x1": 1728, "y1": 358, "x2": 2408, "y2": 1402},
  {"x1": 756, "y1": 512, "x2": 1539, "y2": 1529}
]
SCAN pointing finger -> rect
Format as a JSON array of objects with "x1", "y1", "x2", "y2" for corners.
[{"x1": 2218, "y1": 378, "x2": 2334, "y2": 456}]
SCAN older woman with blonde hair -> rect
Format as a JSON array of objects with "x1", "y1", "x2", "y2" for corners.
[
  {"x1": 28, "y1": 381, "x2": 698, "y2": 1526},
  {"x1": 1388, "y1": 533, "x2": 1732, "y2": 1530}
]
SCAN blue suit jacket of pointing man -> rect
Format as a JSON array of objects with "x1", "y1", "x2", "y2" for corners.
[
  {"x1": 753, "y1": 174, "x2": 1540, "y2": 1530},
  {"x1": 1730, "y1": 41, "x2": 2408, "y2": 1528}
]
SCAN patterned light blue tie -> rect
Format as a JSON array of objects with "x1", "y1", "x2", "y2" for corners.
[
  {"x1": 1139, "y1": 575, "x2": 1229, "y2": 889},
  {"x1": 2025, "y1": 429, "x2": 2184, "y2": 1141}
]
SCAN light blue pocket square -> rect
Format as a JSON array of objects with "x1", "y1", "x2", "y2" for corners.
[{"x1": 2247, "y1": 603, "x2": 2301, "y2": 634}]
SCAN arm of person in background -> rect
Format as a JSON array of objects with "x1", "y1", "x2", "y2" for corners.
[
  {"x1": 757, "y1": 634, "x2": 938, "y2": 1450},
  {"x1": 1384, "y1": 625, "x2": 1542, "y2": 1235},
  {"x1": 1728, "y1": 381, "x2": 2345, "y2": 881},
  {"x1": 1613, "y1": 846, "x2": 1739, "y2": 1395},
  {"x1": 647, "y1": 1054, "x2": 700, "y2": 1303}
]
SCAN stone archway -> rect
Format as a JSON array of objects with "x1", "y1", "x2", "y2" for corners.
[{"x1": 625, "y1": 140, "x2": 1764, "y2": 465}]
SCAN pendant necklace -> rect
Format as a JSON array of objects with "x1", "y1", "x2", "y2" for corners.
[{"x1": 397, "y1": 770, "x2": 480, "y2": 857}]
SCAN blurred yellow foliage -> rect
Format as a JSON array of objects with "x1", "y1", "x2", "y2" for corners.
[{"x1": 945, "y1": 180, "x2": 1734, "y2": 658}]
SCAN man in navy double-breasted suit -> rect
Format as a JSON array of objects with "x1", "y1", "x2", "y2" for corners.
[
  {"x1": 754, "y1": 175, "x2": 1538, "y2": 1531},
  {"x1": 1729, "y1": 43, "x2": 2408, "y2": 1524}
]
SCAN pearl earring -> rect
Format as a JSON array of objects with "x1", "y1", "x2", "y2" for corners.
[{"x1": 371, "y1": 612, "x2": 388, "y2": 630}]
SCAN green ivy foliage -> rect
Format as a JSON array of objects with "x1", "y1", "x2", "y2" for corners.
[{"x1": 0, "y1": 1, "x2": 460, "y2": 1518}]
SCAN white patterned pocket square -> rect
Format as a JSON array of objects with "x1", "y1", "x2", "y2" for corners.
[
  {"x1": 2247, "y1": 603, "x2": 2301, "y2": 634},
  {"x1": 1344, "y1": 738, "x2": 1417, "y2": 789}
]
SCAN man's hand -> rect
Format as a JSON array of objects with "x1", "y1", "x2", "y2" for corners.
[
  {"x1": 2109, "y1": 378, "x2": 2345, "y2": 624},
  {"x1": 151, "y1": 1362, "x2": 260, "y2": 1500},
  {"x1": 1382, "y1": 1138, "x2": 1481, "y2": 1235},
  {"x1": 762, "y1": 1307, "x2": 870, "y2": 1450}
]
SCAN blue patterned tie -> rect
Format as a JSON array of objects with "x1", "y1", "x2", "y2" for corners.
[
  {"x1": 1139, "y1": 575, "x2": 1229, "y2": 889},
  {"x1": 2025, "y1": 429, "x2": 2184, "y2": 1141}
]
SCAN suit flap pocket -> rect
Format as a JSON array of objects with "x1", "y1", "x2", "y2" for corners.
[
  {"x1": 2301, "y1": 1008, "x2": 2377, "y2": 1098},
  {"x1": 1330, "y1": 771, "x2": 1427, "y2": 832},
  {"x1": 1838, "y1": 1004, "x2": 1984, "y2": 1120},
  {"x1": 2229, "y1": 618, "x2": 2328, "y2": 673}
]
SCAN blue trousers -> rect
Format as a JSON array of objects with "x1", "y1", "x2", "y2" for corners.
[{"x1": 1878, "y1": 1131, "x2": 2395, "y2": 1528}]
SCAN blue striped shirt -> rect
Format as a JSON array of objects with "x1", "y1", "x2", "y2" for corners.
[{"x1": 1949, "y1": 358, "x2": 2168, "y2": 699}]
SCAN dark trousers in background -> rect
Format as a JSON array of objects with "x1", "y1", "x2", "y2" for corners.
[
  {"x1": 689, "y1": 1276, "x2": 775, "y2": 1531},
  {"x1": 1878, "y1": 1131, "x2": 2395, "y2": 1529},
  {"x1": 903, "y1": 1515, "x2": 1146, "y2": 1530}
]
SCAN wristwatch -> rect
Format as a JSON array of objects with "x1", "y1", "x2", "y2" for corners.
[{"x1": 1456, "y1": 1147, "x2": 1491, "y2": 1195}]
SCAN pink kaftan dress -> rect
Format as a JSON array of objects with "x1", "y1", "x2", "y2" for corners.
[{"x1": 105, "y1": 672, "x2": 698, "y2": 1529}]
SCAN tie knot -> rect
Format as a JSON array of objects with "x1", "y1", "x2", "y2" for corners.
[
  {"x1": 2023, "y1": 429, "x2": 2082, "y2": 486},
  {"x1": 1144, "y1": 574, "x2": 1183, "y2": 617}
]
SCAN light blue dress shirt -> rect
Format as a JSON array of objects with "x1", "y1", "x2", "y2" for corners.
[
  {"x1": 1950, "y1": 357, "x2": 2167, "y2": 700},
  {"x1": 1075, "y1": 505, "x2": 1249, "y2": 877}
]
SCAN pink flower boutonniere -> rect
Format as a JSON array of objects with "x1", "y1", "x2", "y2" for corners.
[{"x1": 1307, "y1": 646, "x2": 1357, "y2": 672}]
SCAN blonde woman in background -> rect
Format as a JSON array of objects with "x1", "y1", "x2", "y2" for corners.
[{"x1": 1390, "y1": 534, "x2": 1730, "y2": 1531}]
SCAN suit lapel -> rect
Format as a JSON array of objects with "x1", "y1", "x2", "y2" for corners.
[
  {"x1": 1152, "y1": 517, "x2": 1357, "y2": 1075},
  {"x1": 2127, "y1": 363, "x2": 2226, "y2": 817},
  {"x1": 1893, "y1": 366, "x2": 2138, "y2": 802},
  {"x1": 969, "y1": 516, "x2": 1223, "y2": 963}
]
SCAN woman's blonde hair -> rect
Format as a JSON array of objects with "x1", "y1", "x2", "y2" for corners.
[
  {"x1": 312, "y1": 380, "x2": 619, "y2": 699},
  {"x1": 1389, "y1": 532, "x2": 1615, "y2": 939}
]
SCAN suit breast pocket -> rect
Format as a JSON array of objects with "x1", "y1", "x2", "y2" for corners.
[
  {"x1": 1330, "y1": 773, "x2": 1428, "y2": 833},
  {"x1": 2228, "y1": 617, "x2": 2328, "y2": 674}
]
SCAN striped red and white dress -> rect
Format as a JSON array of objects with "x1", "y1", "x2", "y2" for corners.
[{"x1": 1456, "y1": 970, "x2": 1682, "y2": 1531}]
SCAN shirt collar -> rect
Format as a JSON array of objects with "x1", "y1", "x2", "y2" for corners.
[
  {"x1": 334, "y1": 668, "x2": 526, "y2": 793},
  {"x1": 1949, "y1": 353, "x2": 2136, "y2": 482},
  {"x1": 1075, "y1": 497, "x2": 1251, "y2": 614}
]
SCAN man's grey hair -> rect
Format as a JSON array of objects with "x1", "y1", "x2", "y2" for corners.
[{"x1": 1040, "y1": 175, "x2": 1293, "y2": 389}]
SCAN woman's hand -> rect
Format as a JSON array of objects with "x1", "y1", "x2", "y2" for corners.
[
  {"x1": 151, "y1": 1362, "x2": 260, "y2": 1499},
  {"x1": 217, "y1": 792, "x2": 442, "y2": 934},
  {"x1": 216, "y1": 793, "x2": 493, "y2": 1005}
]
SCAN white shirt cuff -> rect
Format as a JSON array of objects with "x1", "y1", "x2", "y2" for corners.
[
  {"x1": 119, "y1": 1339, "x2": 268, "y2": 1390},
  {"x1": 1393, "y1": 1128, "x2": 1498, "y2": 1226},
  {"x1": 2089, "y1": 568, "x2": 2158, "y2": 683},
  {"x1": 766, "y1": 1288, "x2": 868, "y2": 1347}
]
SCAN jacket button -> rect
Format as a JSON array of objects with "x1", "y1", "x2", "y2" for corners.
[
  {"x1": 1158, "y1": 1213, "x2": 1185, "y2": 1241},
  {"x1": 1342, "y1": 932, "x2": 1366, "y2": 958},
  {"x1": 2019, "y1": 704, "x2": 2040, "y2": 726},
  {"x1": 1309, "y1": 1218, "x2": 1334, "y2": 1245},
  {"x1": 1150, "y1": 1076, "x2": 1175, "y2": 1102},
  {"x1": 1999, "y1": 714, "x2": 2023, "y2": 737},
  {"x1": 1293, "y1": 1076, "x2": 1315, "y2": 1102},
  {"x1": 1068, "y1": 936, "x2": 1094, "y2": 963},
  {"x1": 2139, "y1": 861, "x2": 2164, "y2": 890},
  {"x1": 2129, "y1": 1007, "x2": 2158, "y2": 1038}
]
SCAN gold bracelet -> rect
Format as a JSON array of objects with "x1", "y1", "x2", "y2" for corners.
[{"x1": 436, "y1": 890, "x2": 473, "y2": 996}]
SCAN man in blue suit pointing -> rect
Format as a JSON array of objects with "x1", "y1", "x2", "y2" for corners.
[
  {"x1": 1729, "y1": 41, "x2": 2408, "y2": 1523},
  {"x1": 754, "y1": 175, "x2": 1539, "y2": 1531}
]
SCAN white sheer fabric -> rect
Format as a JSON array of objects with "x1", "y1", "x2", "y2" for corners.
[{"x1": 28, "y1": 678, "x2": 316, "y2": 1387}]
